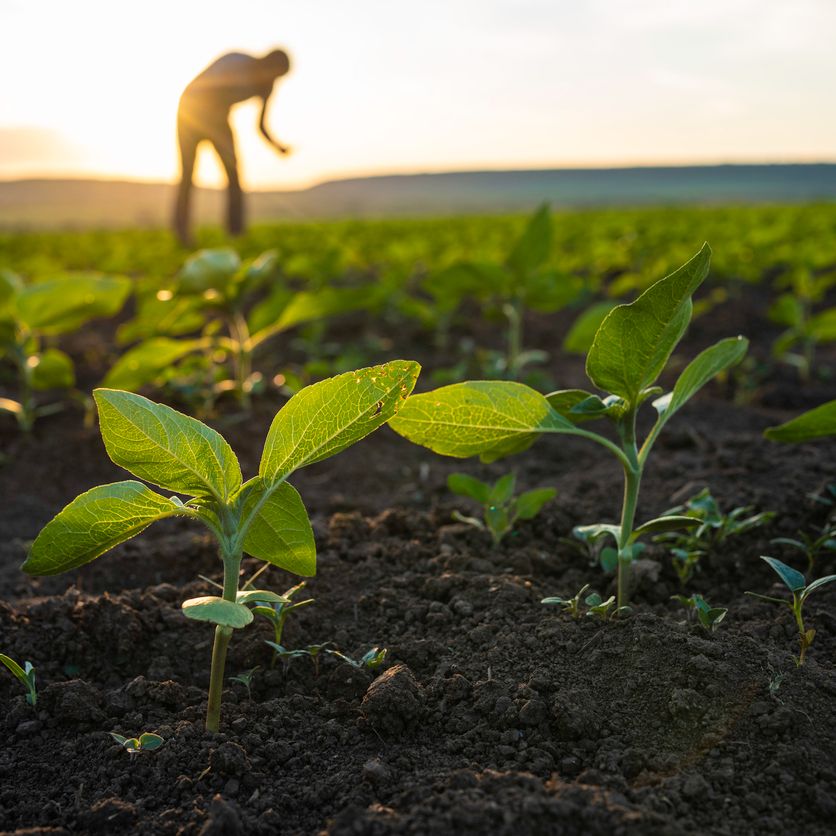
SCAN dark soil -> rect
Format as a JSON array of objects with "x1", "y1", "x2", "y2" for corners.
[{"x1": 1, "y1": 285, "x2": 835, "y2": 835}]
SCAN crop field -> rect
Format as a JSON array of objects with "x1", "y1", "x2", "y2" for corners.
[{"x1": 1, "y1": 203, "x2": 836, "y2": 835}]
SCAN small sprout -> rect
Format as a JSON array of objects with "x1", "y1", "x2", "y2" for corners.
[
  {"x1": 0, "y1": 653, "x2": 37, "y2": 706},
  {"x1": 673, "y1": 593, "x2": 727, "y2": 632},
  {"x1": 304, "y1": 642, "x2": 334, "y2": 677},
  {"x1": 745, "y1": 556, "x2": 836, "y2": 666},
  {"x1": 541, "y1": 584, "x2": 590, "y2": 619},
  {"x1": 327, "y1": 646, "x2": 388, "y2": 671},
  {"x1": 656, "y1": 488, "x2": 775, "y2": 584},
  {"x1": 110, "y1": 732, "x2": 164, "y2": 755},
  {"x1": 447, "y1": 471, "x2": 556, "y2": 545},
  {"x1": 542, "y1": 585, "x2": 627, "y2": 620},
  {"x1": 252, "y1": 581, "x2": 314, "y2": 668},
  {"x1": 264, "y1": 642, "x2": 311, "y2": 672},
  {"x1": 771, "y1": 525, "x2": 836, "y2": 576},
  {"x1": 228, "y1": 666, "x2": 260, "y2": 699}
]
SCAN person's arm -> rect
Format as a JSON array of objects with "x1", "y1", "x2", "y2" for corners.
[{"x1": 258, "y1": 92, "x2": 291, "y2": 155}]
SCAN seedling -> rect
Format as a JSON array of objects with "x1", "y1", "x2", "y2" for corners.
[
  {"x1": 252, "y1": 581, "x2": 315, "y2": 667},
  {"x1": 391, "y1": 245, "x2": 748, "y2": 609},
  {"x1": 110, "y1": 732, "x2": 164, "y2": 755},
  {"x1": 0, "y1": 269, "x2": 131, "y2": 431},
  {"x1": 771, "y1": 526, "x2": 836, "y2": 575},
  {"x1": 656, "y1": 487, "x2": 775, "y2": 584},
  {"x1": 447, "y1": 471, "x2": 556, "y2": 545},
  {"x1": 673, "y1": 593, "x2": 727, "y2": 632},
  {"x1": 264, "y1": 643, "x2": 311, "y2": 673},
  {"x1": 542, "y1": 585, "x2": 624, "y2": 620},
  {"x1": 303, "y1": 642, "x2": 334, "y2": 677},
  {"x1": 24, "y1": 360, "x2": 420, "y2": 731},
  {"x1": 745, "y1": 556, "x2": 836, "y2": 665},
  {"x1": 327, "y1": 647, "x2": 388, "y2": 671},
  {"x1": 0, "y1": 653, "x2": 37, "y2": 706},
  {"x1": 228, "y1": 666, "x2": 260, "y2": 699},
  {"x1": 765, "y1": 399, "x2": 836, "y2": 444},
  {"x1": 107, "y1": 248, "x2": 375, "y2": 410}
]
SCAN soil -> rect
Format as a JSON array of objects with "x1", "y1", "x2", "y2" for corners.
[{"x1": 1, "y1": 283, "x2": 836, "y2": 835}]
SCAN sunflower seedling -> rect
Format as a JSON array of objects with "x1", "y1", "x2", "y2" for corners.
[
  {"x1": 0, "y1": 653, "x2": 37, "y2": 706},
  {"x1": 542, "y1": 585, "x2": 624, "y2": 619},
  {"x1": 253, "y1": 581, "x2": 314, "y2": 667},
  {"x1": 541, "y1": 584, "x2": 590, "y2": 618},
  {"x1": 327, "y1": 647, "x2": 388, "y2": 671},
  {"x1": 229, "y1": 667, "x2": 260, "y2": 699},
  {"x1": 110, "y1": 732, "x2": 164, "y2": 755},
  {"x1": 673, "y1": 593, "x2": 727, "y2": 632},
  {"x1": 24, "y1": 360, "x2": 420, "y2": 731},
  {"x1": 771, "y1": 526, "x2": 836, "y2": 575},
  {"x1": 656, "y1": 487, "x2": 775, "y2": 584},
  {"x1": 745, "y1": 556, "x2": 836, "y2": 665},
  {"x1": 447, "y1": 472, "x2": 556, "y2": 545},
  {"x1": 391, "y1": 245, "x2": 747, "y2": 609}
]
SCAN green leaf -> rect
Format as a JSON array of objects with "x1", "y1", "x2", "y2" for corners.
[
  {"x1": 0, "y1": 653, "x2": 27, "y2": 686},
  {"x1": 631, "y1": 515, "x2": 701, "y2": 540},
  {"x1": 544, "y1": 389, "x2": 603, "y2": 424},
  {"x1": 138, "y1": 732, "x2": 164, "y2": 751},
  {"x1": 16, "y1": 274, "x2": 131, "y2": 335},
  {"x1": 103, "y1": 338, "x2": 205, "y2": 391},
  {"x1": 94, "y1": 389, "x2": 242, "y2": 501},
  {"x1": 0, "y1": 270, "x2": 23, "y2": 314},
  {"x1": 489, "y1": 473, "x2": 516, "y2": 505},
  {"x1": 447, "y1": 473, "x2": 491, "y2": 503},
  {"x1": 239, "y1": 478, "x2": 316, "y2": 576},
  {"x1": 515, "y1": 487, "x2": 556, "y2": 520},
  {"x1": 178, "y1": 248, "x2": 241, "y2": 294},
  {"x1": 586, "y1": 244, "x2": 711, "y2": 403},
  {"x1": 652, "y1": 337, "x2": 748, "y2": 423},
  {"x1": 109, "y1": 733, "x2": 129, "y2": 745},
  {"x1": 600, "y1": 548, "x2": 618, "y2": 572},
  {"x1": 258, "y1": 286, "x2": 374, "y2": 338},
  {"x1": 573, "y1": 523, "x2": 621, "y2": 545},
  {"x1": 802, "y1": 574, "x2": 836, "y2": 599},
  {"x1": 182, "y1": 596, "x2": 253, "y2": 628},
  {"x1": 389, "y1": 380, "x2": 573, "y2": 463},
  {"x1": 29, "y1": 348, "x2": 75, "y2": 390},
  {"x1": 260, "y1": 361, "x2": 420, "y2": 482},
  {"x1": 236, "y1": 589, "x2": 289, "y2": 606},
  {"x1": 768, "y1": 294, "x2": 804, "y2": 328},
  {"x1": 765, "y1": 400, "x2": 836, "y2": 443},
  {"x1": 809, "y1": 307, "x2": 836, "y2": 342},
  {"x1": 563, "y1": 301, "x2": 618, "y2": 354},
  {"x1": 506, "y1": 204, "x2": 552, "y2": 278},
  {"x1": 761, "y1": 556, "x2": 806, "y2": 592},
  {"x1": 23, "y1": 481, "x2": 180, "y2": 576}
]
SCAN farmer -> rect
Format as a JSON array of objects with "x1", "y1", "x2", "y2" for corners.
[{"x1": 174, "y1": 49, "x2": 292, "y2": 245}]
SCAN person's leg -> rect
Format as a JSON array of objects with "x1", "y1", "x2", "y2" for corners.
[
  {"x1": 174, "y1": 114, "x2": 199, "y2": 246},
  {"x1": 212, "y1": 121, "x2": 244, "y2": 237}
]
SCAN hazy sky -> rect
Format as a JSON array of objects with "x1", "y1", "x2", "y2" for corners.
[{"x1": 1, "y1": 0, "x2": 834, "y2": 188}]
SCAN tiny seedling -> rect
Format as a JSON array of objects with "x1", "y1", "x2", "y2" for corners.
[
  {"x1": 391, "y1": 245, "x2": 748, "y2": 609},
  {"x1": 252, "y1": 581, "x2": 314, "y2": 667},
  {"x1": 264, "y1": 643, "x2": 312, "y2": 673},
  {"x1": 745, "y1": 556, "x2": 836, "y2": 666},
  {"x1": 673, "y1": 593, "x2": 727, "y2": 632},
  {"x1": 24, "y1": 361, "x2": 420, "y2": 731},
  {"x1": 110, "y1": 732, "x2": 164, "y2": 755},
  {"x1": 303, "y1": 642, "x2": 334, "y2": 677},
  {"x1": 327, "y1": 647, "x2": 388, "y2": 671},
  {"x1": 0, "y1": 653, "x2": 37, "y2": 706},
  {"x1": 542, "y1": 585, "x2": 625, "y2": 620},
  {"x1": 447, "y1": 471, "x2": 556, "y2": 545},
  {"x1": 771, "y1": 526, "x2": 836, "y2": 575},
  {"x1": 656, "y1": 487, "x2": 775, "y2": 584},
  {"x1": 228, "y1": 666, "x2": 260, "y2": 699}
]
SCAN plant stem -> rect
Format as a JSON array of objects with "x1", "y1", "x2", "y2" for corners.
[
  {"x1": 504, "y1": 299, "x2": 523, "y2": 379},
  {"x1": 229, "y1": 312, "x2": 253, "y2": 409},
  {"x1": 793, "y1": 598, "x2": 808, "y2": 666},
  {"x1": 205, "y1": 544, "x2": 242, "y2": 732},
  {"x1": 616, "y1": 407, "x2": 642, "y2": 611}
]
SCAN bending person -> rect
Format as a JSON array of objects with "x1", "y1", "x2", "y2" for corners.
[{"x1": 174, "y1": 49, "x2": 292, "y2": 245}]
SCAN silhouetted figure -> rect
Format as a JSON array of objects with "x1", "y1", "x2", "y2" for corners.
[{"x1": 174, "y1": 49, "x2": 292, "y2": 245}]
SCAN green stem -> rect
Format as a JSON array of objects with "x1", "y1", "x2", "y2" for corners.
[
  {"x1": 229, "y1": 313, "x2": 253, "y2": 409},
  {"x1": 793, "y1": 597, "x2": 808, "y2": 666},
  {"x1": 616, "y1": 406, "x2": 641, "y2": 611},
  {"x1": 504, "y1": 299, "x2": 523, "y2": 379},
  {"x1": 205, "y1": 544, "x2": 242, "y2": 732}
]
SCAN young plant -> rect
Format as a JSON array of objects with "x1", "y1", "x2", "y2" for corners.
[
  {"x1": 110, "y1": 732, "x2": 164, "y2": 755},
  {"x1": 107, "y1": 248, "x2": 375, "y2": 411},
  {"x1": 0, "y1": 269, "x2": 131, "y2": 431},
  {"x1": 253, "y1": 581, "x2": 314, "y2": 666},
  {"x1": 391, "y1": 245, "x2": 748, "y2": 609},
  {"x1": 541, "y1": 584, "x2": 591, "y2": 618},
  {"x1": 228, "y1": 666, "x2": 260, "y2": 699},
  {"x1": 0, "y1": 653, "x2": 37, "y2": 706},
  {"x1": 673, "y1": 593, "x2": 727, "y2": 632},
  {"x1": 745, "y1": 556, "x2": 836, "y2": 665},
  {"x1": 24, "y1": 360, "x2": 420, "y2": 731},
  {"x1": 764, "y1": 399, "x2": 836, "y2": 444},
  {"x1": 447, "y1": 471, "x2": 556, "y2": 545},
  {"x1": 656, "y1": 487, "x2": 775, "y2": 584},
  {"x1": 327, "y1": 646, "x2": 388, "y2": 671},
  {"x1": 771, "y1": 527, "x2": 836, "y2": 575},
  {"x1": 264, "y1": 643, "x2": 311, "y2": 673},
  {"x1": 542, "y1": 585, "x2": 623, "y2": 619}
]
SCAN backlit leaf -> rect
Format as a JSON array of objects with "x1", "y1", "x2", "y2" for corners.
[
  {"x1": 764, "y1": 399, "x2": 836, "y2": 443},
  {"x1": 182, "y1": 596, "x2": 253, "y2": 628}
]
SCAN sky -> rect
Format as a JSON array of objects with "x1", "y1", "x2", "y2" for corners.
[{"x1": 0, "y1": 0, "x2": 834, "y2": 189}]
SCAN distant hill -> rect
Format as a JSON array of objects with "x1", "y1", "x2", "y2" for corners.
[{"x1": 1, "y1": 164, "x2": 835, "y2": 229}]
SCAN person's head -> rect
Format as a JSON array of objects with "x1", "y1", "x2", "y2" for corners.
[{"x1": 261, "y1": 49, "x2": 291, "y2": 79}]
